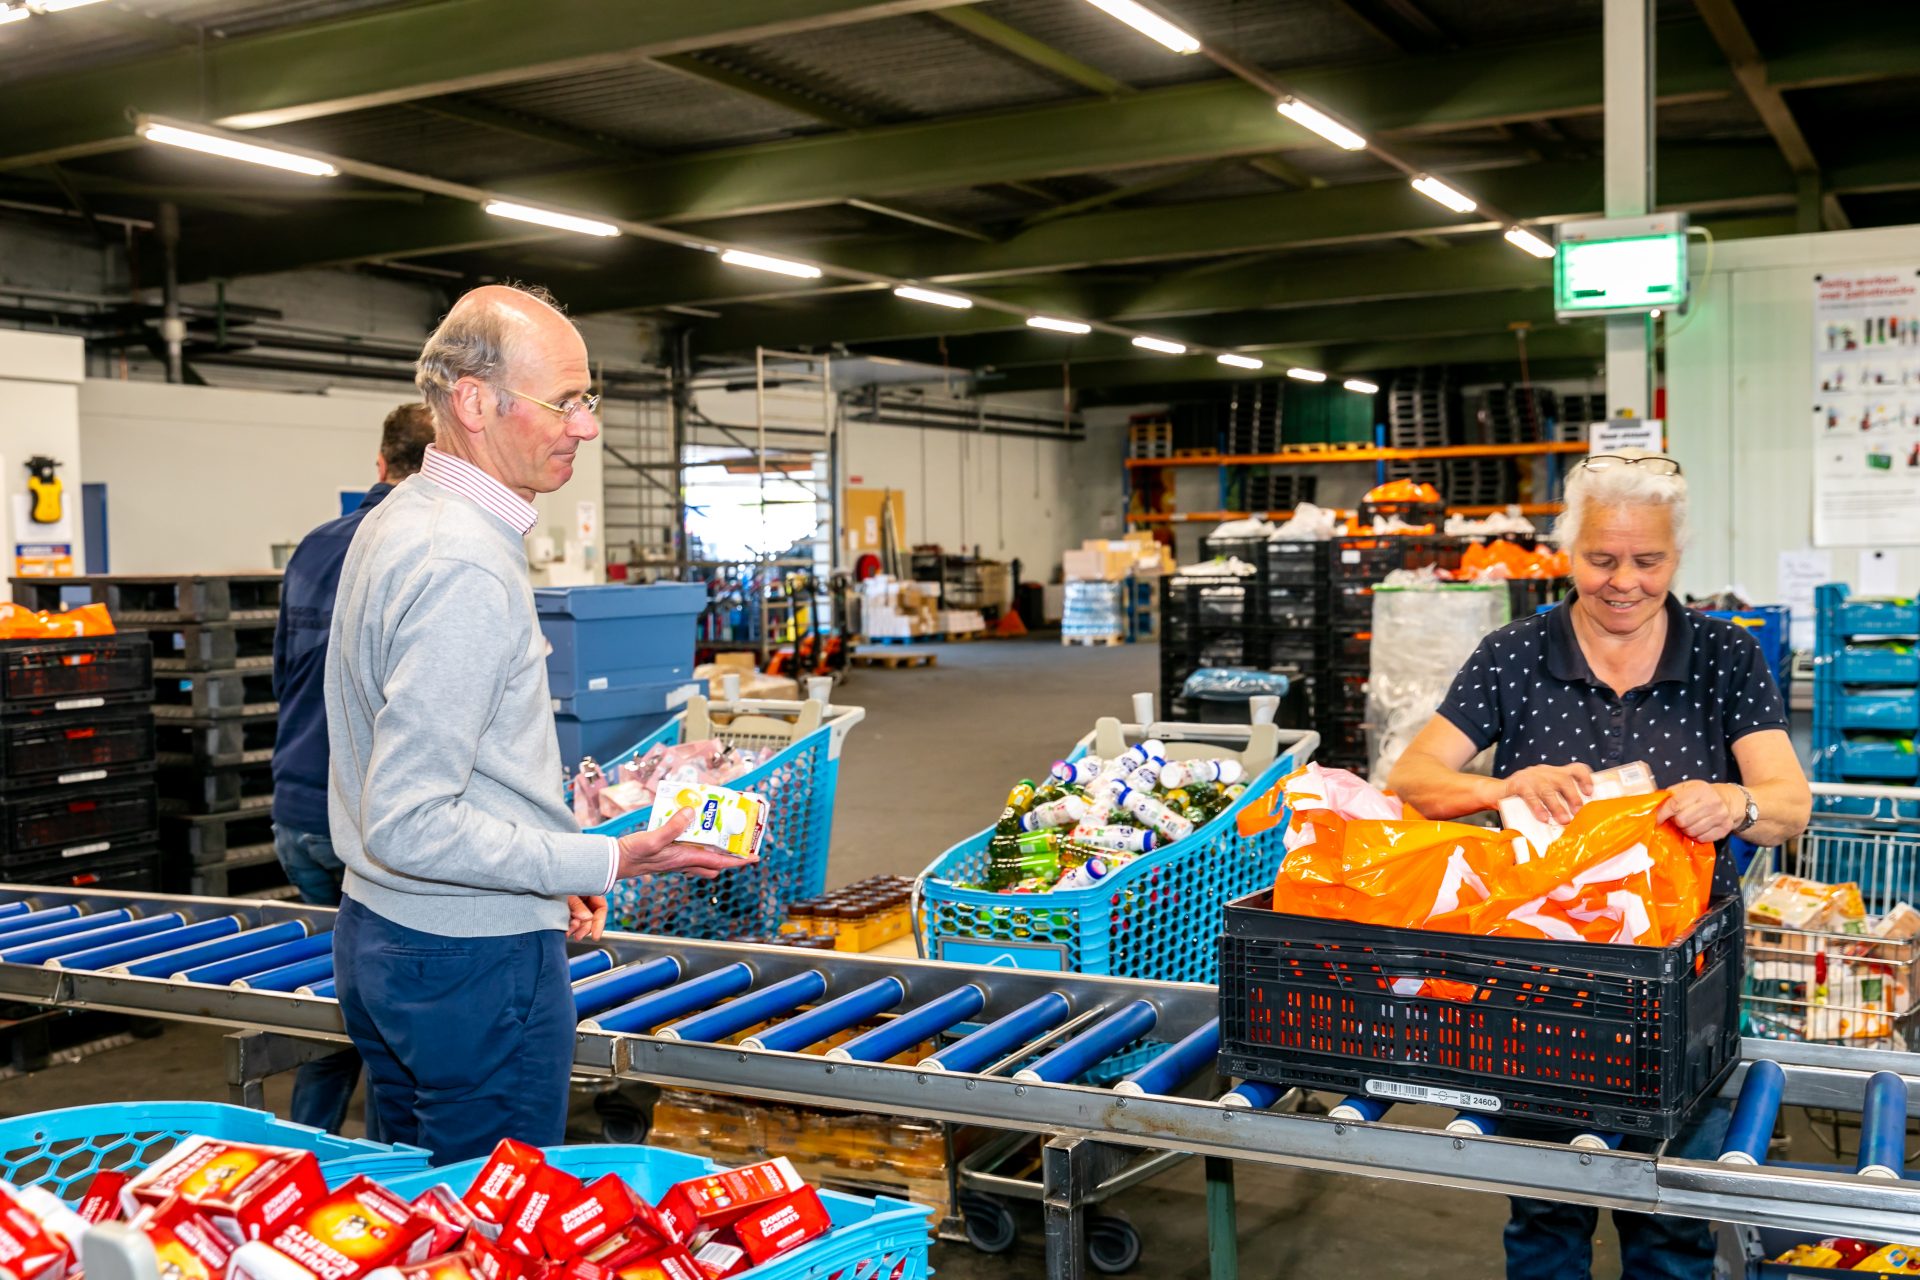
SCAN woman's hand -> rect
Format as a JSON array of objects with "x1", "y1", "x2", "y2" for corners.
[
  {"x1": 1500, "y1": 763, "x2": 1595, "y2": 823},
  {"x1": 1657, "y1": 779, "x2": 1744, "y2": 843}
]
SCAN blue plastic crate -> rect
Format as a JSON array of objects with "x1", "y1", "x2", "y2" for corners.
[
  {"x1": 554, "y1": 679, "x2": 704, "y2": 766},
  {"x1": 586, "y1": 704, "x2": 860, "y2": 939},
  {"x1": 1705, "y1": 606, "x2": 1791, "y2": 693},
  {"x1": 1831, "y1": 641, "x2": 1920, "y2": 686},
  {"x1": 1837, "y1": 597, "x2": 1920, "y2": 638},
  {"x1": 0, "y1": 1102, "x2": 430, "y2": 1200},
  {"x1": 381, "y1": 1145, "x2": 929, "y2": 1280},
  {"x1": 1814, "y1": 736, "x2": 1919, "y2": 782},
  {"x1": 536, "y1": 584, "x2": 705, "y2": 697},
  {"x1": 1816, "y1": 686, "x2": 1920, "y2": 732},
  {"x1": 917, "y1": 728, "x2": 1314, "y2": 983}
]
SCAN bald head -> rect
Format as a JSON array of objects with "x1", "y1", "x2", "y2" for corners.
[{"x1": 416, "y1": 284, "x2": 582, "y2": 435}]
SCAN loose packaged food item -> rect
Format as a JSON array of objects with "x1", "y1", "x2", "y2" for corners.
[
  {"x1": 1875, "y1": 902, "x2": 1920, "y2": 941},
  {"x1": 463, "y1": 1143, "x2": 545, "y2": 1230},
  {"x1": 1495, "y1": 759, "x2": 1655, "y2": 858},
  {"x1": 497, "y1": 1164, "x2": 586, "y2": 1259},
  {"x1": 1750, "y1": 875, "x2": 1842, "y2": 931},
  {"x1": 646, "y1": 785, "x2": 767, "y2": 859},
  {"x1": 409, "y1": 1187, "x2": 479, "y2": 1255},
  {"x1": 728, "y1": 1188, "x2": 830, "y2": 1265},
  {"x1": 76, "y1": 1171, "x2": 129, "y2": 1225},
  {"x1": 365, "y1": 1254, "x2": 486, "y2": 1280},
  {"x1": 121, "y1": 1136, "x2": 328, "y2": 1243},
  {"x1": 129, "y1": 1200, "x2": 236, "y2": 1280},
  {"x1": 687, "y1": 1237, "x2": 748, "y2": 1280},
  {"x1": 654, "y1": 1158, "x2": 806, "y2": 1244},
  {"x1": 0, "y1": 1187, "x2": 72, "y2": 1280},
  {"x1": 229, "y1": 1176, "x2": 434, "y2": 1280},
  {"x1": 465, "y1": 1234, "x2": 525, "y2": 1280},
  {"x1": 611, "y1": 1251, "x2": 702, "y2": 1280},
  {"x1": 539, "y1": 1176, "x2": 668, "y2": 1262}
]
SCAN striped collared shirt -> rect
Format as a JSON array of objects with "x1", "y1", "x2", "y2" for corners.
[{"x1": 421, "y1": 444, "x2": 540, "y2": 536}]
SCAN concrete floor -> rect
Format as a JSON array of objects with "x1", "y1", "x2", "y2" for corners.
[{"x1": 0, "y1": 636, "x2": 1640, "y2": 1277}]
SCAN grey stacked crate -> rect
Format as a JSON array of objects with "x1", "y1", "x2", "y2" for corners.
[
  {"x1": 0, "y1": 632, "x2": 161, "y2": 889},
  {"x1": 1473, "y1": 387, "x2": 1557, "y2": 445},
  {"x1": 12, "y1": 573, "x2": 282, "y2": 625},
  {"x1": 1443, "y1": 458, "x2": 1518, "y2": 506},
  {"x1": 1241, "y1": 473, "x2": 1316, "y2": 513},
  {"x1": 1384, "y1": 369, "x2": 1458, "y2": 486},
  {"x1": 1557, "y1": 393, "x2": 1607, "y2": 441}
]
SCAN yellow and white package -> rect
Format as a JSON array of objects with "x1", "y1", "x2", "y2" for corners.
[{"x1": 649, "y1": 782, "x2": 768, "y2": 858}]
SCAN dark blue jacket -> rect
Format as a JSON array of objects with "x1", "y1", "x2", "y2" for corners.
[{"x1": 272, "y1": 483, "x2": 394, "y2": 833}]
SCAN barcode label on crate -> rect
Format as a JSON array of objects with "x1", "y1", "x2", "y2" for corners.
[
  {"x1": 1365, "y1": 1080, "x2": 1502, "y2": 1112},
  {"x1": 61, "y1": 842, "x2": 111, "y2": 859},
  {"x1": 54, "y1": 697, "x2": 105, "y2": 711},
  {"x1": 57, "y1": 769, "x2": 107, "y2": 785},
  {"x1": 1341, "y1": 550, "x2": 1360, "y2": 564},
  {"x1": 589, "y1": 677, "x2": 609, "y2": 690}
]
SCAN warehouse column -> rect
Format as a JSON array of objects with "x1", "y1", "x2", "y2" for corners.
[{"x1": 1604, "y1": 0, "x2": 1655, "y2": 418}]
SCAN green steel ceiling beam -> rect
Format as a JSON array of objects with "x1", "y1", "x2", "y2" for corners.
[
  {"x1": 650, "y1": 54, "x2": 876, "y2": 129},
  {"x1": 408, "y1": 98, "x2": 656, "y2": 163},
  {"x1": 932, "y1": 7, "x2": 1132, "y2": 97},
  {"x1": 0, "y1": 0, "x2": 977, "y2": 169}
]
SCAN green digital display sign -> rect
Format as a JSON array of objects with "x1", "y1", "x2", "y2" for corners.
[{"x1": 1554, "y1": 231, "x2": 1688, "y2": 316}]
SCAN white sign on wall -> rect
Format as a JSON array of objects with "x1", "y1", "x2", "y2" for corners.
[
  {"x1": 1811, "y1": 266, "x2": 1920, "y2": 546},
  {"x1": 1589, "y1": 417, "x2": 1663, "y2": 454}
]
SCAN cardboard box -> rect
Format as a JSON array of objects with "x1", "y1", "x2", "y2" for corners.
[
  {"x1": 1062, "y1": 542, "x2": 1135, "y2": 582},
  {"x1": 123, "y1": 1136, "x2": 329, "y2": 1244}
]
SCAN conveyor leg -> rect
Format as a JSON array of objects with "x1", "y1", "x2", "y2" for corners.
[
  {"x1": 1043, "y1": 1136, "x2": 1093, "y2": 1280},
  {"x1": 223, "y1": 1030, "x2": 342, "y2": 1111},
  {"x1": 1206, "y1": 1156, "x2": 1238, "y2": 1280}
]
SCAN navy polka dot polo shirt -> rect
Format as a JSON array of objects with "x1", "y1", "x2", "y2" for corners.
[{"x1": 1436, "y1": 593, "x2": 1790, "y2": 790}]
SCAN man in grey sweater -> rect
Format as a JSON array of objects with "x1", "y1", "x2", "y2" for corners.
[{"x1": 325, "y1": 284, "x2": 746, "y2": 1161}]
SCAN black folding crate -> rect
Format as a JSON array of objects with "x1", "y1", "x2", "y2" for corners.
[
  {"x1": 0, "y1": 706, "x2": 155, "y2": 787},
  {"x1": 99, "y1": 574, "x2": 282, "y2": 625},
  {"x1": 1330, "y1": 582, "x2": 1377, "y2": 625},
  {"x1": 1265, "y1": 539, "x2": 1331, "y2": 587},
  {"x1": 1332, "y1": 536, "x2": 1406, "y2": 584},
  {"x1": 1265, "y1": 582, "x2": 1327, "y2": 630},
  {"x1": 0, "y1": 634, "x2": 153, "y2": 710},
  {"x1": 1161, "y1": 574, "x2": 1257, "y2": 646},
  {"x1": 0, "y1": 781, "x2": 158, "y2": 866},
  {"x1": 155, "y1": 712, "x2": 278, "y2": 769},
  {"x1": 1507, "y1": 578, "x2": 1569, "y2": 618},
  {"x1": 1331, "y1": 624, "x2": 1372, "y2": 673},
  {"x1": 1201, "y1": 532, "x2": 1271, "y2": 571},
  {"x1": 150, "y1": 669, "x2": 276, "y2": 720},
  {"x1": 158, "y1": 760, "x2": 273, "y2": 816},
  {"x1": 145, "y1": 621, "x2": 276, "y2": 672},
  {"x1": 4, "y1": 842, "x2": 164, "y2": 892},
  {"x1": 1218, "y1": 890, "x2": 1743, "y2": 1138},
  {"x1": 161, "y1": 806, "x2": 276, "y2": 867}
]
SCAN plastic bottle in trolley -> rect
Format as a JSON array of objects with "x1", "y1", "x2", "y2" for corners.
[
  {"x1": 1070, "y1": 823, "x2": 1157, "y2": 854},
  {"x1": 1113, "y1": 785, "x2": 1194, "y2": 842},
  {"x1": 1122, "y1": 754, "x2": 1167, "y2": 792},
  {"x1": 1054, "y1": 857, "x2": 1109, "y2": 892},
  {"x1": 996, "y1": 780, "x2": 1038, "y2": 836},
  {"x1": 1021, "y1": 793, "x2": 1090, "y2": 832},
  {"x1": 1160, "y1": 758, "x2": 1244, "y2": 789},
  {"x1": 572, "y1": 758, "x2": 605, "y2": 828},
  {"x1": 1049, "y1": 757, "x2": 1104, "y2": 786}
]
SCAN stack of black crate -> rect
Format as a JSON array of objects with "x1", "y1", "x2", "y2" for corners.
[
  {"x1": 66, "y1": 575, "x2": 284, "y2": 898},
  {"x1": 0, "y1": 625, "x2": 159, "y2": 890},
  {"x1": 1160, "y1": 526, "x2": 1268, "y2": 723}
]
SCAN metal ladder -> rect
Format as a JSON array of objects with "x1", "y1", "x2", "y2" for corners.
[{"x1": 597, "y1": 379, "x2": 679, "y2": 576}]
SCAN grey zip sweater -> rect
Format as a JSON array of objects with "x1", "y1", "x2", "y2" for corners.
[{"x1": 324, "y1": 474, "x2": 611, "y2": 936}]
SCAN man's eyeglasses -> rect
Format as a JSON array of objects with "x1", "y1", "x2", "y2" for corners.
[
  {"x1": 502, "y1": 387, "x2": 601, "y2": 423},
  {"x1": 1577, "y1": 453, "x2": 1682, "y2": 476}
]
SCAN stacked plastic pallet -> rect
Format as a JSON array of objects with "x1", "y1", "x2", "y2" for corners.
[
  {"x1": 1557, "y1": 392, "x2": 1607, "y2": 442},
  {"x1": 1472, "y1": 386, "x2": 1558, "y2": 445},
  {"x1": 1224, "y1": 382, "x2": 1281, "y2": 456},
  {"x1": 1240, "y1": 472, "x2": 1317, "y2": 514},
  {"x1": 1814, "y1": 584, "x2": 1920, "y2": 784},
  {"x1": 1383, "y1": 369, "x2": 1456, "y2": 487},
  {"x1": 0, "y1": 625, "x2": 159, "y2": 890}
]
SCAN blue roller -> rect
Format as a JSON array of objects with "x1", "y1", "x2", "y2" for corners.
[
  {"x1": 829, "y1": 984, "x2": 986, "y2": 1064},
  {"x1": 1013, "y1": 999, "x2": 1158, "y2": 1085},
  {"x1": 662, "y1": 970, "x2": 828, "y2": 1044},
  {"x1": 0, "y1": 900, "x2": 35, "y2": 920},
  {"x1": 116, "y1": 920, "x2": 309, "y2": 979},
  {"x1": 298, "y1": 979, "x2": 337, "y2": 998},
  {"x1": 0, "y1": 908, "x2": 133, "y2": 951},
  {"x1": 583, "y1": 963, "x2": 753, "y2": 1034},
  {"x1": 1570, "y1": 1131, "x2": 1624, "y2": 1151},
  {"x1": 235, "y1": 955, "x2": 333, "y2": 993},
  {"x1": 1114, "y1": 1019, "x2": 1221, "y2": 1097},
  {"x1": 568, "y1": 949, "x2": 614, "y2": 983},
  {"x1": 744, "y1": 977, "x2": 906, "y2": 1053},
  {"x1": 1719, "y1": 1059, "x2": 1785, "y2": 1165},
  {"x1": 2, "y1": 913, "x2": 185, "y2": 966},
  {"x1": 177, "y1": 932, "x2": 331, "y2": 985},
  {"x1": 1445, "y1": 1112, "x2": 1498, "y2": 1136},
  {"x1": 1859, "y1": 1071, "x2": 1908, "y2": 1180},
  {"x1": 1327, "y1": 1095, "x2": 1391, "y2": 1123},
  {"x1": 50, "y1": 917, "x2": 242, "y2": 971},
  {"x1": 1219, "y1": 1080, "x2": 1289, "y2": 1110},
  {"x1": 0, "y1": 905, "x2": 87, "y2": 937},
  {"x1": 919, "y1": 993, "x2": 1072, "y2": 1074},
  {"x1": 573, "y1": 956, "x2": 683, "y2": 1020}
]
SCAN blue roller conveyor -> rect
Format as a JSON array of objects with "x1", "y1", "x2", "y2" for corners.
[
  {"x1": 1014, "y1": 999, "x2": 1158, "y2": 1085},
  {"x1": 298, "y1": 978, "x2": 336, "y2": 998},
  {"x1": 568, "y1": 949, "x2": 614, "y2": 982},
  {"x1": 582, "y1": 962, "x2": 753, "y2": 1034},
  {"x1": 661, "y1": 970, "x2": 828, "y2": 1043},
  {"x1": 49, "y1": 917, "x2": 242, "y2": 971},
  {"x1": 1719, "y1": 1059, "x2": 1786, "y2": 1165},
  {"x1": 0, "y1": 904, "x2": 79, "y2": 935},
  {"x1": 919, "y1": 992, "x2": 1072, "y2": 1074},
  {"x1": 572, "y1": 956, "x2": 683, "y2": 1020},
  {"x1": 1446, "y1": 1113, "x2": 1498, "y2": 1136},
  {"x1": 234, "y1": 955, "x2": 334, "y2": 993},
  {"x1": 827, "y1": 983, "x2": 985, "y2": 1064},
  {"x1": 1859, "y1": 1071, "x2": 1908, "y2": 1180},
  {"x1": 2, "y1": 914, "x2": 184, "y2": 966},
  {"x1": 0, "y1": 908, "x2": 133, "y2": 950},
  {"x1": 177, "y1": 932, "x2": 332, "y2": 985},
  {"x1": 0, "y1": 901, "x2": 31, "y2": 920},
  {"x1": 1327, "y1": 1095, "x2": 1391, "y2": 1123},
  {"x1": 743, "y1": 977, "x2": 906, "y2": 1053},
  {"x1": 1114, "y1": 1018, "x2": 1220, "y2": 1097},
  {"x1": 115, "y1": 920, "x2": 310, "y2": 979},
  {"x1": 1219, "y1": 1080, "x2": 1290, "y2": 1110}
]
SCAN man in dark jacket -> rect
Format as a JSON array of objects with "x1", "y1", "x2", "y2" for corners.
[{"x1": 270, "y1": 402, "x2": 435, "y2": 1134}]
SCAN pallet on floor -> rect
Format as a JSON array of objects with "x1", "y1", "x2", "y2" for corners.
[
  {"x1": 851, "y1": 651, "x2": 937, "y2": 669},
  {"x1": 1062, "y1": 634, "x2": 1127, "y2": 647},
  {"x1": 858, "y1": 633, "x2": 941, "y2": 645}
]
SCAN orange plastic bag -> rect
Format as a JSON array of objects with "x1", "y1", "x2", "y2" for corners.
[
  {"x1": 1363, "y1": 479, "x2": 1440, "y2": 505},
  {"x1": 1454, "y1": 538, "x2": 1572, "y2": 581},
  {"x1": 0, "y1": 602, "x2": 116, "y2": 639},
  {"x1": 1273, "y1": 808, "x2": 1519, "y2": 931}
]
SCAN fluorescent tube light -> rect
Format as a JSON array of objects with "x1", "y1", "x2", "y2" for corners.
[
  {"x1": 1027, "y1": 316, "x2": 1092, "y2": 335},
  {"x1": 893, "y1": 286, "x2": 973, "y2": 310},
  {"x1": 1217, "y1": 353, "x2": 1264, "y2": 370},
  {"x1": 1080, "y1": 0, "x2": 1200, "y2": 53},
  {"x1": 138, "y1": 122, "x2": 337, "y2": 177},
  {"x1": 719, "y1": 249, "x2": 822, "y2": 279},
  {"x1": 1132, "y1": 335, "x2": 1186, "y2": 355},
  {"x1": 1411, "y1": 174, "x2": 1476, "y2": 214},
  {"x1": 0, "y1": 6, "x2": 28, "y2": 21},
  {"x1": 1286, "y1": 368, "x2": 1327, "y2": 383},
  {"x1": 1342, "y1": 379, "x2": 1379, "y2": 394},
  {"x1": 1504, "y1": 226, "x2": 1555, "y2": 259},
  {"x1": 1276, "y1": 98, "x2": 1366, "y2": 152},
  {"x1": 484, "y1": 200, "x2": 619, "y2": 238}
]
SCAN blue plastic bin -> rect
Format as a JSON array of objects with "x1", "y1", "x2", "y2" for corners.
[
  {"x1": 585, "y1": 699, "x2": 863, "y2": 939},
  {"x1": 536, "y1": 583, "x2": 706, "y2": 696},
  {"x1": 0, "y1": 1102, "x2": 429, "y2": 1200},
  {"x1": 553, "y1": 679, "x2": 704, "y2": 766},
  {"x1": 1815, "y1": 736, "x2": 1919, "y2": 782},
  {"x1": 1834, "y1": 642, "x2": 1920, "y2": 686},
  {"x1": 1819, "y1": 686, "x2": 1920, "y2": 732},
  {"x1": 1705, "y1": 606, "x2": 1791, "y2": 693},
  {"x1": 381, "y1": 1145, "x2": 929, "y2": 1280},
  {"x1": 1837, "y1": 597, "x2": 1920, "y2": 638}
]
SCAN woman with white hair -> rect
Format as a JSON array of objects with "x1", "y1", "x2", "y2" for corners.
[{"x1": 1390, "y1": 449, "x2": 1810, "y2": 1279}]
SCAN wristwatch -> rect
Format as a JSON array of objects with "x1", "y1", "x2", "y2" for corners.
[{"x1": 1734, "y1": 785, "x2": 1759, "y2": 834}]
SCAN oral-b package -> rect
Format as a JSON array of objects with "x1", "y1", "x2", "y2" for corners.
[{"x1": 646, "y1": 785, "x2": 767, "y2": 859}]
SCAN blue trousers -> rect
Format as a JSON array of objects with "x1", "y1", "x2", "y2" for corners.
[
  {"x1": 333, "y1": 896, "x2": 574, "y2": 1165},
  {"x1": 1504, "y1": 1101, "x2": 1733, "y2": 1280},
  {"x1": 273, "y1": 825, "x2": 376, "y2": 1140}
]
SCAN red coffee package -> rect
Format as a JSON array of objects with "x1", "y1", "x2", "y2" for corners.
[
  {"x1": 0, "y1": 1187, "x2": 72, "y2": 1280},
  {"x1": 537, "y1": 1176, "x2": 670, "y2": 1263},
  {"x1": 611, "y1": 1252, "x2": 701, "y2": 1280},
  {"x1": 231, "y1": 1176, "x2": 434, "y2": 1280},
  {"x1": 654, "y1": 1159, "x2": 805, "y2": 1244},
  {"x1": 366, "y1": 1252, "x2": 488, "y2": 1280},
  {"x1": 411, "y1": 1187, "x2": 481, "y2": 1254},
  {"x1": 729, "y1": 1187, "x2": 830, "y2": 1265},
  {"x1": 497, "y1": 1165, "x2": 585, "y2": 1260},
  {"x1": 580, "y1": 1227, "x2": 669, "y2": 1273},
  {"x1": 464, "y1": 1143, "x2": 545, "y2": 1230},
  {"x1": 131, "y1": 1199, "x2": 236, "y2": 1280},
  {"x1": 76, "y1": 1171, "x2": 129, "y2": 1226},
  {"x1": 468, "y1": 1232, "x2": 528, "y2": 1280},
  {"x1": 122, "y1": 1137, "x2": 328, "y2": 1243},
  {"x1": 686, "y1": 1237, "x2": 747, "y2": 1280}
]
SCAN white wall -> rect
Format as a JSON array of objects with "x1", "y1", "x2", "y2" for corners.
[
  {"x1": 78, "y1": 379, "x2": 603, "y2": 574},
  {"x1": 1668, "y1": 225, "x2": 1920, "y2": 599},
  {"x1": 0, "y1": 331, "x2": 86, "y2": 571}
]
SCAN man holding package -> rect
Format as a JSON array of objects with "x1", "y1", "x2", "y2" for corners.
[
  {"x1": 325, "y1": 284, "x2": 750, "y2": 1163},
  {"x1": 1391, "y1": 450, "x2": 1810, "y2": 1280}
]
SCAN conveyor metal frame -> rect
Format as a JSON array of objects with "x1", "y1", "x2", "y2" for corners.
[{"x1": 2, "y1": 887, "x2": 1920, "y2": 1279}]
